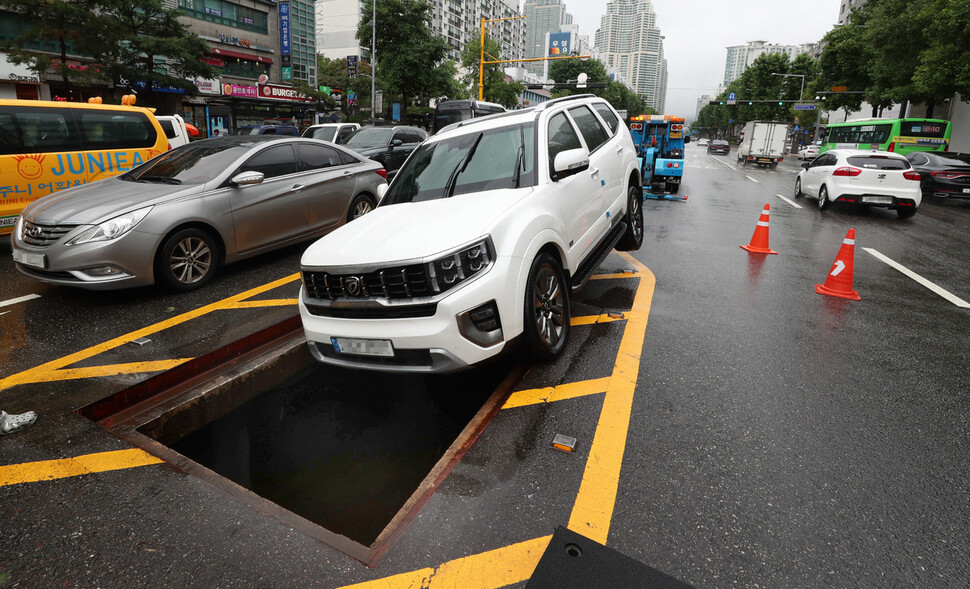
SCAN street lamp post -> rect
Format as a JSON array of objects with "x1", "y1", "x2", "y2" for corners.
[
  {"x1": 771, "y1": 72, "x2": 805, "y2": 104},
  {"x1": 371, "y1": 0, "x2": 376, "y2": 125}
]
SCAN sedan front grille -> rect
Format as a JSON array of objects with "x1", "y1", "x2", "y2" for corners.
[
  {"x1": 21, "y1": 220, "x2": 76, "y2": 247},
  {"x1": 303, "y1": 264, "x2": 433, "y2": 301}
]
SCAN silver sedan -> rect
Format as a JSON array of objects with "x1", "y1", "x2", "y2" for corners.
[{"x1": 10, "y1": 136, "x2": 387, "y2": 291}]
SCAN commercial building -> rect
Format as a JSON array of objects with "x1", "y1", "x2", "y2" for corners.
[
  {"x1": 594, "y1": 0, "x2": 666, "y2": 112},
  {"x1": 723, "y1": 41, "x2": 815, "y2": 86},
  {"x1": 523, "y1": 0, "x2": 574, "y2": 78}
]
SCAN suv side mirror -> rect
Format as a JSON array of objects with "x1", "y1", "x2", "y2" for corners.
[
  {"x1": 553, "y1": 148, "x2": 590, "y2": 180},
  {"x1": 684, "y1": 136, "x2": 691, "y2": 144}
]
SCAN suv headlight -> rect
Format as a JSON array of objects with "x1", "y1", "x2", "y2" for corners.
[
  {"x1": 66, "y1": 206, "x2": 153, "y2": 246},
  {"x1": 427, "y1": 238, "x2": 492, "y2": 294}
]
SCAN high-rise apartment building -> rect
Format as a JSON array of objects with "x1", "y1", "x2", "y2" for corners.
[
  {"x1": 723, "y1": 41, "x2": 814, "y2": 86},
  {"x1": 523, "y1": 0, "x2": 573, "y2": 77},
  {"x1": 594, "y1": 0, "x2": 666, "y2": 111},
  {"x1": 838, "y1": 0, "x2": 867, "y2": 25},
  {"x1": 316, "y1": 0, "x2": 523, "y2": 68}
]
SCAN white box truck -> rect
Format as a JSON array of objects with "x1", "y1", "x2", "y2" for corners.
[{"x1": 737, "y1": 120, "x2": 790, "y2": 168}]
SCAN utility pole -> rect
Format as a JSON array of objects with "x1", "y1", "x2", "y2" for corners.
[{"x1": 371, "y1": 0, "x2": 376, "y2": 125}]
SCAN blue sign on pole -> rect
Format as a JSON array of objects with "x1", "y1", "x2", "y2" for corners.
[
  {"x1": 392, "y1": 103, "x2": 401, "y2": 122},
  {"x1": 794, "y1": 104, "x2": 817, "y2": 111},
  {"x1": 727, "y1": 92, "x2": 737, "y2": 101},
  {"x1": 549, "y1": 32, "x2": 571, "y2": 56},
  {"x1": 279, "y1": 3, "x2": 290, "y2": 57}
]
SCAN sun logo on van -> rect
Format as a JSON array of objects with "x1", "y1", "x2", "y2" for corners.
[{"x1": 13, "y1": 153, "x2": 45, "y2": 180}]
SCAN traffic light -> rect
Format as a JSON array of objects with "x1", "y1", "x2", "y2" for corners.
[
  {"x1": 778, "y1": 101, "x2": 784, "y2": 106},
  {"x1": 748, "y1": 101, "x2": 753, "y2": 105}
]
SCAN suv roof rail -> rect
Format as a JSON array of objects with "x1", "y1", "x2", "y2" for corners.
[{"x1": 535, "y1": 93, "x2": 598, "y2": 112}]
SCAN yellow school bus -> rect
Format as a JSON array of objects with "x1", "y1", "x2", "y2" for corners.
[{"x1": 0, "y1": 99, "x2": 168, "y2": 235}]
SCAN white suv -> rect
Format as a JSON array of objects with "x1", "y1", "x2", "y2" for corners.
[{"x1": 298, "y1": 95, "x2": 643, "y2": 372}]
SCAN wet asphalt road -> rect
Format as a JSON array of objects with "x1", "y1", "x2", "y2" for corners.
[{"x1": 2, "y1": 143, "x2": 970, "y2": 587}]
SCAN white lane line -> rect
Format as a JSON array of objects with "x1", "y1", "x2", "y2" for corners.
[
  {"x1": 0, "y1": 294, "x2": 41, "y2": 309},
  {"x1": 775, "y1": 193, "x2": 803, "y2": 209},
  {"x1": 709, "y1": 156, "x2": 737, "y2": 171},
  {"x1": 745, "y1": 175, "x2": 760, "y2": 183},
  {"x1": 863, "y1": 248, "x2": 970, "y2": 308}
]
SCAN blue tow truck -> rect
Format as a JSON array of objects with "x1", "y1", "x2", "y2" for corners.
[{"x1": 628, "y1": 114, "x2": 688, "y2": 200}]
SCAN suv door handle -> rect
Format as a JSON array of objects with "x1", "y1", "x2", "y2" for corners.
[
  {"x1": 290, "y1": 184, "x2": 305, "y2": 192},
  {"x1": 590, "y1": 168, "x2": 600, "y2": 177}
]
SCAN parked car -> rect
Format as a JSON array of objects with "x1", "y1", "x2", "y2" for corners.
[
  {"x1": 794, "y1": 149, "x2": 921, "y2": 218},
  {"x1": 904, "y1": 151, "x2": 970, "y2": 199},
  {"x1": 797, "y1": 144, "x2": 820, "y2": 160},
  {"x1": 707, "y1": 139, "x2": 730, "y2": 155},
  {"x1": 11, "y1": 136, "x2": 387, "y2": 291},
  {"x1": 235, "y1": 124, "x2": 298, "y2": 136},
  {"x1": 302, "y1": 123, "x2": 360, "y2": 144},
  {"x1": 341, "y1": 126, "x2": 428, "y2": 177},
  {"x1": 155, "y1": 114, "x2": 191, "y2": 148},
  {"x1": 298, "y1": 94, "x2": 643, "y2": 373}
]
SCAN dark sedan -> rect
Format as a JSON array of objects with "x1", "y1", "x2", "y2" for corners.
[
  {"x1": 708, "y1": 139, "x2": 730, "y2": 155},
  {"x1": 11, "y1": 136, "x2": 387, "y2": 291},
  {"x1": 905, "y1": 151, "x2": 970, "y2": 199},
  {"x1": 342, "y1": 126, "x2": 428, "y2": 178}
]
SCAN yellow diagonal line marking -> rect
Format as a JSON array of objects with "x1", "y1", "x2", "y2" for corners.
[
  {"x1": 568, "y1": 251, "x2": 654, "y2": 544},
  {"x1": 502, "y1": 377, "x2": 609, "y2": 410},
  {"x1": 570, "y1": 313, "x2": 626, "y2": 326},
  {"x1": 0, "y1": 274, "x2": 300, "y2": 390},
  {"x1": 0, "y1": 449, "x2": 164, "y2": 487},
  {"x1": 590, "y1": 272, "x2": 640, "y2": 280},
  {"x1": 221, "y1": 299, "x2": 299, "y2": 309},
  {"x1": 340, "y1": 535, "x2": 552, "y2": 589},
  {"x1": 30, "y1": 360, "x2": 193, "y2": 384}
]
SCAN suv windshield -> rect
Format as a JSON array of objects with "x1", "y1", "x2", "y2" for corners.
[
  {"x1": 123, "y1": 142, "x2": 247, "y2": 184},
  {"x1": 383, "y1": 122, "x2": 536, "y2": 205},
  {"x1": 306, "y1": 127, "x2": 337, "y2": 141},
  {"x1": 345, "y1": 128, "x2": 393, "y2": 149}
]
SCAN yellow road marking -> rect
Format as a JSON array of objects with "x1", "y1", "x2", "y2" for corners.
[
  {"x1": 0, "y1": 449, "x2": 164, "y2": 486},
  {"x1": 502, "y1": 377, "x2": 610, "y2": 409},
  {"x1": 570, "y1": 313, "x2": 626, "y2": 326},
  {"x1": 340, "y1": 535, "x2": 552, "y2": 589},
  {"x1": 222, "y1": 299, "x2": 299, "y2": 309},
  {"x1": 19, "y1": 360, "x2": 193, "y2": 384},
  {"x1": 590, "y1": 272, "x2": 638, "y2": 281},
  {"x1": 568, "y1": 252, "x2": 654, "y2": 544},
  {"x1": 0, "y1": 274, "x2": 300, "y2": 390}
]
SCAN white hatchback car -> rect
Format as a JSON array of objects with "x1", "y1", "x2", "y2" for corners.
[
  {"x1": 298, "y1": 95, "x2": 643, "y2": 372},
  {"x1": 794, "y1": 149, "x2": 922, "y2": 218}
]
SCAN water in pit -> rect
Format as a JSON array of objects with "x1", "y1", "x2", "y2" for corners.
[{"x1": 169, "y1": 355, "x2": 514, "y2": 546}]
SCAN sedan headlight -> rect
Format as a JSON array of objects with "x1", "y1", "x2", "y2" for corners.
[
  {"x1": 65, "y1": 206, "x2": 153, "y2": 246},
  {"x1": 427, "y1": 238, "x2": 492, "y2": 294}
]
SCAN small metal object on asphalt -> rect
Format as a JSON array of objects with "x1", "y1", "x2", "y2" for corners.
[
  {"x1": 552, "y1": 434, "x2": 577, "y2": 453},
  {"x1": 608, "y1": 312, "x2": 625, "y2": 319},
  {"x1": 131, "y1": 337, "x2": 152, "y2": 346}
]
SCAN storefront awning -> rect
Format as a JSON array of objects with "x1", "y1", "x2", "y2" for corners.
[{"x1": 210, "y1": 48, "x2": 273, "y2": 64}]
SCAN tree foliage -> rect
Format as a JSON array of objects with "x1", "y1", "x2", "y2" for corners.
[
  {"x1": 547, "y1": 59, "x2": 653, "y2": 117},
  {"x1": 459, "y1": 31, "x2": 522, "y2": 107},
  {"x1": 357, "y1": 0, "x2": 454, "y2": 108}
]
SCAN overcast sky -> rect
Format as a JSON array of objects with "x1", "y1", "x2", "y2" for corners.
[{"x1": 561, "y1": 0, "x2": 843, "y2": 119}]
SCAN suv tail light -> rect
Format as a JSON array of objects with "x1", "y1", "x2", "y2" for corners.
[
  {"x1": 833, "y1": 166, "x2": 862, "y2": 177},
  {"x1": 375, "y1": 169, "x2": 387, "y2": 180},
  {"x1": 903, "y1": 171, "x2": 922, "y2": 181}
]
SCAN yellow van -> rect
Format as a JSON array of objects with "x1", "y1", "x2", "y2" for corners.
[{"x1": 0, "y1": 99, "x2": 168, "y2": 235}]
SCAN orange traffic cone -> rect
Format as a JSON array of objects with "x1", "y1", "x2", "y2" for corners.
[
  {"x1": 740, "y1": 204, "x2": 778, "y2": 255},
  {"x1": 815, "y1": 228, "x2": 861, "y2": 301}
]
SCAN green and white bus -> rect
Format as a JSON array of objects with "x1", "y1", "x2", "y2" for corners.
[{"x1": 820, "y1": 118, "x2": 951, "y2": 155}]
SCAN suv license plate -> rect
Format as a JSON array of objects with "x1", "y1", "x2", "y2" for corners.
[
  {"x1": 332, "y1": 336, "x2": 394, "y2": 357},
  {"x1": 862, "y1": 196, "x2": 893, "y2": 204},
  {"x1": 12, "y1": 249, "x2": 46, "y2": 269}
]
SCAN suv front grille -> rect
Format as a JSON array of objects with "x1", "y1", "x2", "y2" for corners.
[
  {"x1": 21, "y1": 220, "x2": 76, "y2": 247},
  {"x1": 303, "y1": 264, "x2": 433, "y2": 300}
]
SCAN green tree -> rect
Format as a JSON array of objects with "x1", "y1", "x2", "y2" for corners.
[
  {"x1": 913, "y1": 0, "x2": 970, "y2": 107},
  {"x1": 357, "y1": 0, "x2": 452, "y2": 109},
  {"x1": 815, "y1": 20, "x2": 873, "y2": 115},
  {"x1": 459, "y1": 31, "x2": 522, "y2": 107},
  {"x1": 547, "y1": 59, "x2": 653, "y2": 116},
  {"x1": 93, "y1": 0, "x2": 216, "y2": 100},
  {"x1": 0, "y1": 0, "x2": 106, "y2": 98}
]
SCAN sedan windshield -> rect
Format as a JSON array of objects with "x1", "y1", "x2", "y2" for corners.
[
  {"x1": 345, "y1": 128, "x2": 393, "y2": 149},
  {"x1": 383, "y1": 122, "x2": 536, "y2": 205},
  {"x1": 123, "y1": 142, "x2": 250, "y2": 184}
]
